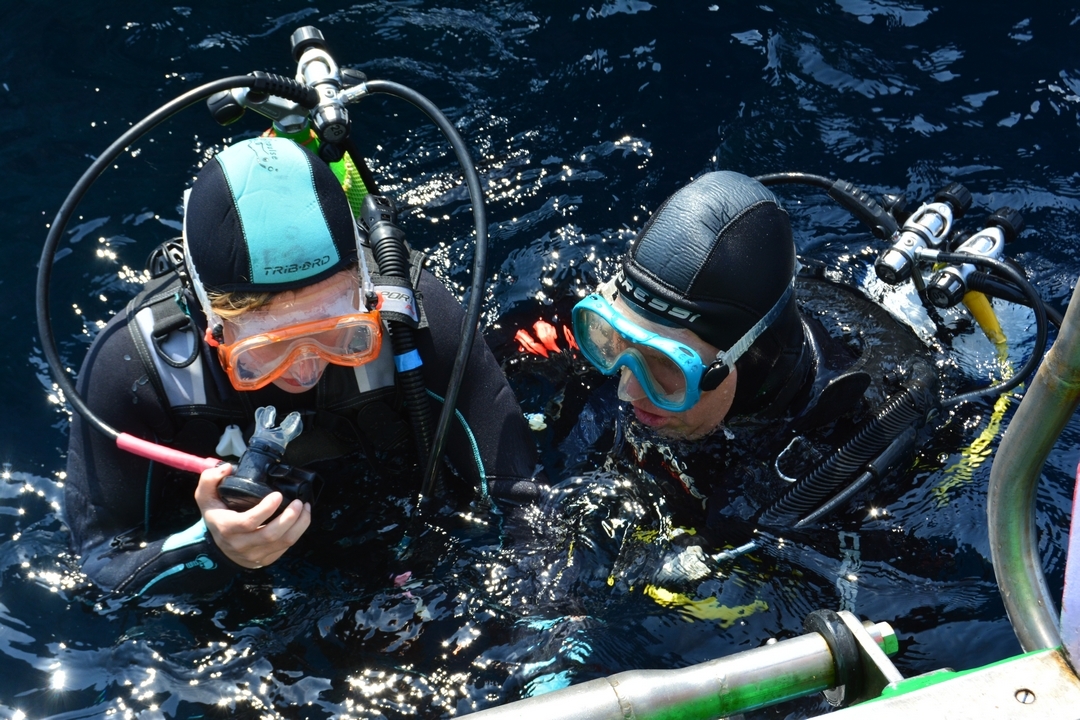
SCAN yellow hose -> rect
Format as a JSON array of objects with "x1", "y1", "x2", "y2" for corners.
[
  {"x1": 643, "y1": 585, "x2": 768, "y2": 626},
  {"x1": 963, "y1": 290, "x2": 1007, "y2": 345},
  {"x1": 933, "y1": 291, "x2": 1013, "y2": 504}
]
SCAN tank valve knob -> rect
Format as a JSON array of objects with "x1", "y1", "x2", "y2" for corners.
[
  {"x1": 290, "y1": 26, "x2": 327, "y2": 61},
  {"x1": 986, "y1": 206, "x2": 1025, "y2": 242},
  {"x1": 934, "y1": 182, "x2": 973, "y2": 219}
]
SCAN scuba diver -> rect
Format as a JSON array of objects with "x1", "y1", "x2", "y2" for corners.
[
  {"x1": 475, "y1": 169, "x2": 1055, "y2": 715},
  {"x1": 481, "y1": 166, "x2": 1052, "y2": 662},
  {"x1": 524, "y1": 170, "x2": 958, "y2": 534},
  {"x1": 62, "y1": 136, "x2": 539, "y2": 596}
]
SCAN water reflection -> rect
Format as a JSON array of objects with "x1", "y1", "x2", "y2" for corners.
[{"x1": 5, "y1": 1, "x2": 1080, "y2": 718}]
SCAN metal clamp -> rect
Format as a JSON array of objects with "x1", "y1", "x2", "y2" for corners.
[{"x1": 805, "y1": 609, "x2": 904, "y2": 706}]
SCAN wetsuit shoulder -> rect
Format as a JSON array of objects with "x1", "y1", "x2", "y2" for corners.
[
  {"x1": 795, "y1": 275, "x2": 932, "y2": 410},
  {"x1": 413, "y1": 268, "x2": 540, "y2": 500}
]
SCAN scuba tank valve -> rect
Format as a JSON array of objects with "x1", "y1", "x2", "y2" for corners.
[
  {"x1": 207, "y1": 28, "x2": 355, "y2": 152},
  {"x1": 925, "y1": 207, "x2": 1025, "y2": 309},
  {"x1": 291, "y1": 26, "x2": 350, "y2": 159}
]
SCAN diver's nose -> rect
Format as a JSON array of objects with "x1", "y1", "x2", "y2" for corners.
[
  {"x1": 285, "y1": 355, "x2": 329, "y2": 389},
  {"x1": 617, "y1": 367, "x2": 647, "y2": 403}
]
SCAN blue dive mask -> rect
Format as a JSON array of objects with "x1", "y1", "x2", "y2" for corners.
[{"x1": 572, "y1": 281, "x2": 792, "y2": 412}]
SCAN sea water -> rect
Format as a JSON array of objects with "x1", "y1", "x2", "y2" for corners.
[{"x1": 2, "y1": 1, "x2": 1079, "y2": 718}]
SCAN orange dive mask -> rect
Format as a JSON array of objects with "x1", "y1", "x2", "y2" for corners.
[{"x1": 215, "y1": 270, "x2": 383, "y2": 391}]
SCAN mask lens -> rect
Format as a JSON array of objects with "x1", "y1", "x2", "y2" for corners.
[
  {"x1": 638, "y1": 345, "x2": 689, "y2": 401},
  {"x1": 579, "y1": 307, "x2": 629, "y2": 370},
  {"x1": 348, "y1": 321, "x2": 378, "y2": 356}
]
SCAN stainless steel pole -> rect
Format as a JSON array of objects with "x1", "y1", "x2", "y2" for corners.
[
  {"x1": 461, "y1": 622, "x2": 895, "y2": 719},
  {"x1": 989, "y1": 279, "x2": 1080, "y2": 652}
]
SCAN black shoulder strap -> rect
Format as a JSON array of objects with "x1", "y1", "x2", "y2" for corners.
[
  {"x1": 123, "y1": 273, "x2": 195, "y2": 440},
  {"x1": 125, "y1": 274, "x2": 187, "y2": 398},
  {"x1": 148, "y1": 291, "x2": 199, "y2": 369}
]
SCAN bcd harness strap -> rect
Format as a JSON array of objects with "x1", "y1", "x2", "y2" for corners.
[
  {"x1": 125, "y1": 274, "x2": 210, "y2": 437},
  {"x1": 148, "y1": 291, "x2": 199, "y2": 369}
]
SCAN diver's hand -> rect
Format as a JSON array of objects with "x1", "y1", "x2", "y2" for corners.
[{"x1": 194, "y1": 463, "x2": 311, "y2": 570}]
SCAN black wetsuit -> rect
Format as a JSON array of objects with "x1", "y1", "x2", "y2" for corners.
[{"x1": 65, "y1": 266, "x2": 538, "y2": 597}]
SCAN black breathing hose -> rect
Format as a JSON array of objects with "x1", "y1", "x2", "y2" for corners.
[
  {"x1": 793, "y1": 426, "x2": 918, "y2": 527},
  {"x1": 351, "y1": 79, "x2": 489, "y2": 503},
  {"x1": 756, "y1": 253, "x2": 1047, "y2": 529},
  {"x1": 966, "y1": 271, "x2": 1064, "y2": 327},
  {"x1": 758, "y1": 360, "x2": 938, "y2": 528},
  {"x1": 36, "y1": 73, "x2": 317, "y2": 441},
  {"x1": 351, "y1": 169, "x2": 436, "y2": 472},
  {"x1": 934, "y1": 251, "x2": 1048, "y2": 408},
  {"x1": 755, "y1": 172, "x2": 899, "y2": 240}
]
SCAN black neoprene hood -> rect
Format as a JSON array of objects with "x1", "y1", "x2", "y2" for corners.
[{"x1": 619, "y1": 171, "x2": 797, "y2": 352}]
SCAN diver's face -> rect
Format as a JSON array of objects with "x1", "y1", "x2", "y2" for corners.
[
  {"x1": 219, "y1": 272, "x2": 358, "y2": 394},
  {"x1": 612, "y1": 297, "x2": 738, "y2": 440}
]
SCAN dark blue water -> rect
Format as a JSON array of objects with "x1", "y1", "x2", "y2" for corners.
[{"x1": 3, "y1": 1, "x2": 1080, "y2": 717}]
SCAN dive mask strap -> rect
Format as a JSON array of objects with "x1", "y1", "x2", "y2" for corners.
[{"x1": 700, "y1": 280, "x2": 795, "y2": 391}]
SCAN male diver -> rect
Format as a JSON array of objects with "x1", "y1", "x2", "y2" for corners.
[
  {"x1": 64, "y1": 136, "x2": 538, "y2": 596},
  {"x1": 564, "y1": 170, "x2": 934, "y2": 529}
]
